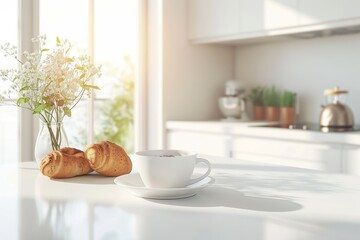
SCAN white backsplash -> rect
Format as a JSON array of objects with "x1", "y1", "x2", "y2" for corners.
[{"x1": 235, "y1": 33, "x2": 360, "y2": 124}]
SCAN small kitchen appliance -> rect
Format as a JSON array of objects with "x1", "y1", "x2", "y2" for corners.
[
  {"x1": 218, "y1": 80, "x2": 248, "y2": 121},
  {"x1": 319, "y1": 86, "x2": 354, "y2": 130}
]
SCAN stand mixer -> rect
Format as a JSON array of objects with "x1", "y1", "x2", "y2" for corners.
[{"x1": 218, "y1": 80, "x2": 249, "y2": 121}]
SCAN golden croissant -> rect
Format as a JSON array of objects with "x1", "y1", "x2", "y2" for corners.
[
  {"x1": 40, "y1": 147, "x2": 93, "y2": 178},
  {"x1": 85, "y1": 141, "x2": 132, "y2": 177}
]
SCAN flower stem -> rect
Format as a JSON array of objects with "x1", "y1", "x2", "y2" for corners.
[{"x1": 45, "y1": 121, "x2": 62, "y2": 150}]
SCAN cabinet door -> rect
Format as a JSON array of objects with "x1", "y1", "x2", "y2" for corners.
[
  {"x1": 239, "y1": 0, "x2": 264, "y2": 32},
  {"x1": 188, "y1": 0, "x2": 240, "y2": 39},
  {"x1": 342, "y1": 146, "x2": 360, "y2": 176},
  {"x1": 239, "y1": 0, "x2": 298, "y2": 32},
  {"x1": 167, "y1": 131, "x2": 231, "y2": 157},
  {"x1": 188, "y1": 0, "x2": 298, "y2": 41},
  {"x1": 264, "y1": 0, "x2": 298, "y2": 30},
  {"x1": 299, "y1": 0, "x2": 360, "y2": 25},
  {"x1": 232, "y1": 137, "x2": 342, "y2": 172}
]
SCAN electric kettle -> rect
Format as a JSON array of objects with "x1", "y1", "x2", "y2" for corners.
[{"x1": 320, "y1": 87, "x2": 354, "y2": 128}]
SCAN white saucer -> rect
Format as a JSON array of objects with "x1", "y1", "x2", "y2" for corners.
[{"x1": 114, "y1": 173, "x2": 215, "y2": 200}]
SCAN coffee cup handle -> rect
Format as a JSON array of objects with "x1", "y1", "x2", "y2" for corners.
[{"x1": 188, "y1": 158, "x2": 211, "y2": 185}]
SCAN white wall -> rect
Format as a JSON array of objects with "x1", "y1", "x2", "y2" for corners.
[
  {"x1": 147, "y1": 0, "x2": 234, "y2": 149},
  {"x1": 235, "y1": 33, "x2": 360, "y2": 124},
  {"x1": 163, "y1": 0, "x2": 234, "y2": 121}
]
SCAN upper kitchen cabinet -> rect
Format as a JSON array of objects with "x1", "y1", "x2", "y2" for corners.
[
  {"x1": 299, "y1": 0, "x2": 360, "y2": 25},
  {"x1": 243, "y1": 0, "x2": 298, "y2": 31},
  {"x1": 188, "y1": 0, "x2": 241, "y2": 39},
  {"x1": 188, "y1": 0, "x2": 299, "y2": 43},
  {"x1": 188, "y1": 0, "x2": 360, "y2": 45}
]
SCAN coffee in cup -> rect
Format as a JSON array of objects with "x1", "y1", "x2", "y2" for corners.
[{"x1": 134, "y1": 150, "x2": 211, "y2": 188}]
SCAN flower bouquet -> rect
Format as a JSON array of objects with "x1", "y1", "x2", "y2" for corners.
[{"x1": 0, "y1": 36, "x2": 101, "y2": 161}]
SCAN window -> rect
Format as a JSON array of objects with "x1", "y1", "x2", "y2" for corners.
[
  {"x1": 0, "y1": 0, "x2": 19, "y2": 164},
  {"x1": 0, "y1": 0, "x2": 140, "y2": 163},
  {"x1": 39, "y1": 0, "x2": 138, "y2": 152}
]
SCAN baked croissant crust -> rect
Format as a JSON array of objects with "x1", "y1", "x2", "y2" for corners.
[
  {"x1": 85, "y1": 141, "x2": 132, "y2": 177},
  {"x1": 40, "y1": 147, "x2": 93, "y2": 178}
]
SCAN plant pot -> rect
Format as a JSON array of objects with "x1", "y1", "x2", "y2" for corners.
[
  {"x1": 280, "y1": 107, "x2": 296, "y2": 124},
  {"x1": 253, "y1": 106, "x2": 265, "y2": 120},
  {"x1": 265, "y1": 107, "x2": 280, "y2": 121}
]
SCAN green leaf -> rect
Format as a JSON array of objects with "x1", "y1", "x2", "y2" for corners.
[
  {"x1": 19, "y1": 86, "x2": 30, "y2": 91},
  {"x1": 56, "y1": 36, "x2": 61, "y2": 45},
  {"x1": 41, "y1": 48, "x2": 50, "y2": 52},
  {"x1": 65, "y1": 58, "x2": 73, "y2": 62},
  {"x1": 79, "y1": 73, "x2": 86, "y2": 79},
  {"x1": 33, "y1": 104, "x2": 47, "y2": 114},
  {"x1": 63, "y1": 106, "x2": 71, "y2": 117},
  {"x1": 82, "y1": 84, "x2": 100, "y2": 90},
  {"x1": 65, "y1": 48, "x2": 71, "y2": 53},
  {"x1": 16, "y1": 97, "x2": 29, "y2": 105}
]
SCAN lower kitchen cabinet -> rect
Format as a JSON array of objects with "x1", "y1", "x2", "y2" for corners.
[
  {"x1": 342, "y1": 145, "x2": 360, "y2": 175},
  {"x1": 166, "y1": 121, "x2": 360, "y2": 175},
  {"x1": 167, "y1": 130, "x2": 343, "y2": 173},
  {"x1": 231, "y1": 137, "x2": 343, "y2": 173},
  {"x1": 167, "y1": 131, "x2": 232, "y2": 157}
]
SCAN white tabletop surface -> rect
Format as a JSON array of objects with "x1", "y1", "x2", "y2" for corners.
[{"x1": 1, "y1": 155, "x2": 360, "y2": 240}]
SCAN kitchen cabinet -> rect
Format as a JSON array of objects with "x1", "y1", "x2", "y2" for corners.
[
  {"x1": 299, "y1": 0, "x2": 360, "y2": 25},
  {"x1": 342, "y1": 145, "x2": 360, "y2": 175},
  {"x1": 231, "y1": 136, "x2": 343, "y2": 173},
  {"x1": 167, "y1": 131, "x2": 343, "y2": 172},
  {"x1": 262, "y1": 0, "x2": 298, "y2": 30},
  {"x1": 188, "y1": 0, "x2": 298, "y2": 42},
  {"x1": 239, "y1": 0, "x2": 298, "y2": 32},
  {"x1": 188, "y1": 0, "x2": 241, "y2": 39},
  {"x1": 167, "y1": 130, "x2": 232, "y2": 157},
  {"x1": 166, "y1": 121, "x2": 360, "y2": 175},
  {"x1": 188, "y1": 0, "x2": 360, "y2": 44}
]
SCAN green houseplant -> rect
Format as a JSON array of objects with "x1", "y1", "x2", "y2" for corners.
[
  {"x1": 279, "y1": 90, "x2": 297, "y2": 124},
  {"x1": 262, "y1": 86, "x2": 280, "y2": 121},
  {"x1": 249, "y1": 86, "x2": 265, "y2": 120}
]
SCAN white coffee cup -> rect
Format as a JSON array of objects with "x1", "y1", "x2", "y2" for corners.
[{"x1": 134, "y1": 149, "x2": 212, "y2": 188}]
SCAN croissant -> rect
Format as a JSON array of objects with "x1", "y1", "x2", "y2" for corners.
[
  {"x1": 40, "y1": 147, "x2": 93, "y2": 178},
  {"x1": 85, "y1": 141, "x2": 132, "y2": 177}
]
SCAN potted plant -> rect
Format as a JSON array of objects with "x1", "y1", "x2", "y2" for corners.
[
  {"x1": 262, "y1": 86, "x2": 280, "y2": 121},
  {"x1": 249, "y1": 86, "x2": 265, "y2": 120},
  {"x1": 280, "y1": 91, "x2": 297, "y2": 124}
]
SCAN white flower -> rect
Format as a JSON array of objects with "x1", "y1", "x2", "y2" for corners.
[{"x1": 0, "y1": 35, "x2": 101, "y2": 124}]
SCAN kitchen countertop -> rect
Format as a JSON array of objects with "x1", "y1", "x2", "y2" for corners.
[
  {"x1": 1, "y1": 156, "x2": 360, "y2": 240},
  {"x1": 166, "y1": 121, "x2": 360, "y2": 145}
]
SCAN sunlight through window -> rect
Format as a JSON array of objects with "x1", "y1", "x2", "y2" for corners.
[{"x1": 39, "y1": 0, "x2": 138, "y2": 152}]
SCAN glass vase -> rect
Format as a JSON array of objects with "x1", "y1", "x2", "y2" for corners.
[{"x1": 34, "y1": 121, "x2": 69, "y2": 164}]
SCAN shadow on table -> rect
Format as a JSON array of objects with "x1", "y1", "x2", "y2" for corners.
[
  {"x1": 149, "y1": 186, "x2": 302, "y2": 212},
  {"x1": 210, "y1": 162, "x2": 350, "y2": 195},
  {"x1": 51, "y1": 172, "x2": 116, "y2": 185}
]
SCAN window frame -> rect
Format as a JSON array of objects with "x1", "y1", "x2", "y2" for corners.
[{"x1": 16, "y1": 0, "x2": 147, "y2": 161}]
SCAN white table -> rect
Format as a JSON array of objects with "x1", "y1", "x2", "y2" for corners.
[{"x1": 1, "y1": 156, "x2": 360, "y2": 240}]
